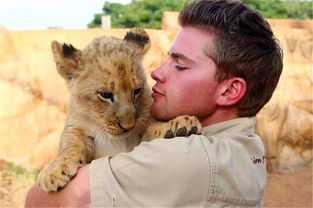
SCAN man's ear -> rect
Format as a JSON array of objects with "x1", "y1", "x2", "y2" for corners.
[
  {"x1": 51, "y1": 40, "x2": 83, "y2": 81},
  {"x1": 124, "y1": 28, "x2": 151, "y2": 57},
  {"x1": 216, "y1": 77, "x2": 247, "y2": 106}
]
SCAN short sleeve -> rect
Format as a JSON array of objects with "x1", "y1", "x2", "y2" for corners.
[{"x1": 90, "y1": 136, "x2": 211, "y2": 207}]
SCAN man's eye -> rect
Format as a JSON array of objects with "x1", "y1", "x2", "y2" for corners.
[
  {"x1": 97, "y1": 91, "x2": 114, "y2": 102},
  {"x1": 134, "y1": 88, "x2": 142, "y2": 97},
  {"x1": 175, "y1": 64, "x2": 188, "y2": 71}
]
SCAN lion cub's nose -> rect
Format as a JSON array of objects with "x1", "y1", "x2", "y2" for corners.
[{"x1": 118, "y1": 122, "x2": 135, "y2": 132}]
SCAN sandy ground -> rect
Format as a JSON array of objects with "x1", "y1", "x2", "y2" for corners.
[
  {"x1": 264, "y1": 167, "x2": 312, "y2": 208},
  {"x1": 0, "y1": 164, "x2": 312, "y2": 207},
  {"x1": 0, "y1": 162, "x2": 37, "y2": 207}
]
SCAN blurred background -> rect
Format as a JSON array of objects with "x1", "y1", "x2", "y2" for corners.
[{"x1": 0, "y1": 0, "x2": 312, "y2": 207}]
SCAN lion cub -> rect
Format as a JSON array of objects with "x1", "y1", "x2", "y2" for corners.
[{"x1": 37, "y1": 29, "x2": 201, "y2": 192}]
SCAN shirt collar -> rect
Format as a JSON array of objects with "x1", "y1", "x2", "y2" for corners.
[{"x1": 202, "y1": 117, "x2": 256, "y2": 136}]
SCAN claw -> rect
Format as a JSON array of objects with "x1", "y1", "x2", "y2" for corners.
[
  {"x1": 164, "y1": 130, "x2": 174, "y2": 138},
  {"x1": 176, "y1": 127, "x2": 187, "y2": 136},
  {"x1": 57, "y1": 185, "x2": 64, "y2": 191},
  {"x1": 188, "y1": 126, "x2": 198, "y2": 136}
]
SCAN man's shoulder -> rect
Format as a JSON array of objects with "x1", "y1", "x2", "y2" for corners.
[
  {"x1": 111, "y1": 135, "x2": 210, "y2": 172},
  {"x1": 141, "y1": 134, "x2": 207, "y2": 150},
  {"x1": 91, "y1": 135, "x2": 212, "y2": 207},
  {"x1": 201, "y1": 117, "x2": 263, "y2": 154},
  {"x1": 200, "y1": 125, "x2": 266, "y2": 206}
]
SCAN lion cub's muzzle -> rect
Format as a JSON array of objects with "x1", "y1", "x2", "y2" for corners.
[
  {"x1": 114, "y1": 105, "x2": 137, "y2": 134},
  {"x1": 106, "y1": 115, "x2": 136, "y2": 135},
  {"x1": 118, "y1": 122, "x2": 135, "y2": 133}
]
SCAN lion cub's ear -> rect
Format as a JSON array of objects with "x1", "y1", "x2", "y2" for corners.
[
  {"x1": 51, "y1": 40, "x2": 84, "y2": 82},
  {"x1": 124, "y1": 28, "x2": 150, "y2": 57}
]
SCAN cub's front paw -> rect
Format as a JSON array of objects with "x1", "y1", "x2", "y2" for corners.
[
  {"x1": 37, "y1": 156, "x2": 84, "y2": 192},
  {"x1": 164, "y1": 115, "x2": 202, "y2": 139}
]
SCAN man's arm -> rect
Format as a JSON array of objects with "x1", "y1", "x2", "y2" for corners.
[
  {"x1": 25, "y1": 165, "x2": 90, "y2": 207},
  {"x1": 26, "y1": 136, "x2": 210, "y2": 207}
]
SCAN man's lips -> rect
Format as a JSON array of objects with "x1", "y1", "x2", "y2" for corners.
[{"x1": 151, "y1": 87, "x2": 164, "y2": 98}]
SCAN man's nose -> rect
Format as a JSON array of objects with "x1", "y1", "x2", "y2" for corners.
[{"x1": 151, "y1": 62, "x2": 166, "y2": 83}]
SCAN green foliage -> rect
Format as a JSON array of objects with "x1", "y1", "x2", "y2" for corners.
[
  {"x1": 242, "y1": 0, "x2": 312, "y2": 19},
  {"x1": 8, "y1": 162, "x2": 41, "y2": 177},
  {"x1": 8, "y1": 162, "x2": 25, "y2": 175},
  {"x1": 283, "y1": 0, "x2": 313, "y2": 19},
  {"x1": 88, "y1": 0, "x2": 187, "y2": 29},
  {"x1": 88, "y1": 13, "x2": 103, "y2": 28},
  {"x1": 88, "y1": 0, "x2": 312, "y2": 29}
]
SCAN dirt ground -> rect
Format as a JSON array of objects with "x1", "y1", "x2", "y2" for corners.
[
  {"x1": 264, "y1": 167, "x2": 312, "y2": 207},
  {"x1": 0, "y1": 163, "x2": 312, "y2": 207},
  {"x1": 0, "y1": 161, "x2": 37, "y2": 208}
]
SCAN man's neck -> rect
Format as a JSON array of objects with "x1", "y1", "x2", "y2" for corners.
[{"x1": 200, "y1": 107, "x2": 240, "y2": 127}]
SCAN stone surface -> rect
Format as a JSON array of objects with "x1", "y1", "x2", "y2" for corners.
[
  {"x1": 256, "y1": 24, "x2": 313, "y2": 172},
  {"x1": 256, "y1": 65, "x2": 312, "y2": 172}
]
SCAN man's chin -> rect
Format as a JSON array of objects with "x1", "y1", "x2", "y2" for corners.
[{"x1": 150, "y1": 106, "x2": 171, "y2": 121}]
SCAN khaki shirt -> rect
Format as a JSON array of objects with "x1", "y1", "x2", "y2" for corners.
[{"x1": 90, "y1": 117, "x2": 266, "y2": 207}]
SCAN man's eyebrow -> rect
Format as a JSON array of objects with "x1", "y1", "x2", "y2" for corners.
[{"x1": 168, "y1": 52, "x2": 195, "y2": 64}]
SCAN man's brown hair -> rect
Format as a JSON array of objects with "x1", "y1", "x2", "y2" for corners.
[{"x1": 179, "y1": 0, "x2": 283, "y2": 117}]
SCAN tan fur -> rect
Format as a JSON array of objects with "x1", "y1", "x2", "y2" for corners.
[{"x1": 37, "y1": 29, "x2": 201, "y2": 192}]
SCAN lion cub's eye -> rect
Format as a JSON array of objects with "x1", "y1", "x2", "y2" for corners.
[
  {"x1": 134, "y1": 88, "x2": 142, "y2": 97},
  {"x1": 97, "y1": 91, "x2": 114, "y2": 102}
]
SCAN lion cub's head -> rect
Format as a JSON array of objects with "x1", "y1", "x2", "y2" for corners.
[{"x1": 51, "y1": 29, "x2": 151, "y2": 136}]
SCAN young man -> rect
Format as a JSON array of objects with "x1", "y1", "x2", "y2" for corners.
[{"x1": 26, "y1": 0, "x2": 283, "y2": 207}]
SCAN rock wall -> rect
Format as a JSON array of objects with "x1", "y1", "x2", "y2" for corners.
[
  {"x1": 257, "y1": 27, "x2": 312, "y2": 172},
  {"x1": 0, "y1": 15, "x2": 312, "y2": 171}
]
